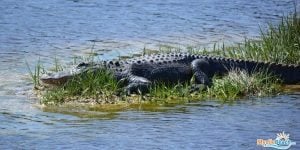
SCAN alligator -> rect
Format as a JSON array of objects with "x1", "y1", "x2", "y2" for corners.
[{"x1": 41, "y1": 53, "x2": 300, "y2": 94}]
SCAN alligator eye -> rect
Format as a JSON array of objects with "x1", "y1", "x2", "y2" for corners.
[
  {"x1": 137, "y1": 60, "x2": 141, "y2": 64},
  {"x1": 115, "y1": 61, "x2": 120, "y2": 66},
  {"x1": 77, "y1": 62, "x2": 88, "y2": 67}
]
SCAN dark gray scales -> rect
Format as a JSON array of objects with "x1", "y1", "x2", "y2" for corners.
[{"x1": 41, "y1": 53, "x2": 300, "y2": 94}]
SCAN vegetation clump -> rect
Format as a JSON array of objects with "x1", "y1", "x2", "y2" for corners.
[
  {"x1": 41, "y1": 69, "x2": 120, "y2": 105},
  {"x1": 207, "y1": 70, "x2": 281, "y2": 101}
]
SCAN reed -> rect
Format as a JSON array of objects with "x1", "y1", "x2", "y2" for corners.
[{"x1": 25, "y1": 58, "x2": 42, "y2": 89}]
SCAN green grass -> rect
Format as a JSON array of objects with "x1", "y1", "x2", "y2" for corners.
[
  {"x1": 30, "y1": 11, "x2": 299, "y2": 106},
  {"x1": 144, "y1": 69, "x2": 281, "y2": 103},
  {"x1": 146, "y1": 82, "x2": 199, "y2": 104},
  {"x1": 37, "y1": 68, "x2": 282, "y2": 106},
  {"x1": 41, "y1": 69, "x2": 120, "y2": 105},
  {"x1": 207, "y1": 70, "x2": 281, "y2": 101}
]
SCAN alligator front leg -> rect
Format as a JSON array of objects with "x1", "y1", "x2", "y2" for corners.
[
  {"x1": 189, "y1": 59, "x2": 213, "y2": 92},
  {"x1": 191, "y1": 59, "x2": 212, "y2": 86},
  {"x1": 124, "y1": 75, "x2": 151, "y2": 95}
]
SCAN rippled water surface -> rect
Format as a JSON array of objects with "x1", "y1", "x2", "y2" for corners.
[{"x1": 0, "y1": 0, "x2": 299, "y2": 149}]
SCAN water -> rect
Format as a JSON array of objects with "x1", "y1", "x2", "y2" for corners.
[{"x1": 0, "y1": 0, "x2": 299, "y2": 149}]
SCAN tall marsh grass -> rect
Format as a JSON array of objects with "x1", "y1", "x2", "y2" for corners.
[{"x1": 190, "y1": 11, "x2": 300, "y2": 64}]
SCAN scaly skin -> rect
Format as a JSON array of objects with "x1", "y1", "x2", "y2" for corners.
[{"x1": 41, "y1": 53, "x2": 300, "y2": 94}]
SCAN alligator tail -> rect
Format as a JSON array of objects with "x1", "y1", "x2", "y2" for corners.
[
  {"x1": 241, "y1": 60, "x2": 300, "y2": 84},
  {"x1": 268, "y1": 63, "x2": 300, "y2": 84}
]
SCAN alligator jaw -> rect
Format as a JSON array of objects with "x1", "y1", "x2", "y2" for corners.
[
  {"x1": 40, "y1": 63, "x2": 92, "y2": 85},
  {"x1": 40, "y1": 71, "x2": 73, "y2": 85}
]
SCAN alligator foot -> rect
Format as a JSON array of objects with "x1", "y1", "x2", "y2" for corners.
[
  {"x1": 125, "y1": 82, "x2": 151, "y2": 95},
  {"x1": 124, "y1": 75, "x2": 151, "y2": 95},
  {"x1": 189, "y1": 84, "x2": 207, "y2": 93},
  {"x1": 191, "y1": 59, "x2": 213, "y2": 86}
]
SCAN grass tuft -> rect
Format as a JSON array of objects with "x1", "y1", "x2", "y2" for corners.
[
  {"x1": 41, "y1": 69, "x2": 120, "y2": 105},
  {"x1": 207, "y1": 70, "x2": 281, "y2": 101}
]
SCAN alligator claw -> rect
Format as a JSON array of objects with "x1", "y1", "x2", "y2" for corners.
[
  {"x1": 189, "y1": 84, "x2": 207, "y2": 93},
  {"x1": 125, "y1": 83, "x2": 150, "y2": 95}
]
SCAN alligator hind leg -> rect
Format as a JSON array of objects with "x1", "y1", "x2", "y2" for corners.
[
  {"x1": 191, "y1": 59, "x2": 212, "y2": 86},
  {"x1": 124, "y1": 75, "x2": 151, "y2": 95}
]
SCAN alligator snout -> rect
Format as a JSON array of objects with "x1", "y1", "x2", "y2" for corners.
[{"x1": 40, "y1": 71, "x2": 72, "y2": 85}]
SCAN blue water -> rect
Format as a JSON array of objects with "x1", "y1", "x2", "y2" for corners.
[{"x1": 0, "y1": 0, "x2": 299, "y2": 149}]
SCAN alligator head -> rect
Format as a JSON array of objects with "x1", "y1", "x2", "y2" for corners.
[
  {"x1": 40, "y1": 70, "x2": 74, "y2": 85},
  {"x1": 40, "y1": 62, "x2": 95, "y2": 85}
]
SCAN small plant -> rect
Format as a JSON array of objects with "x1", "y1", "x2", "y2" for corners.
[
  {"x1": 53, "y1": 55, "x2": 64, "y2": 72},
  {"x1": 25, "y1": 58, "x2": 43, "y2": 89}
]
